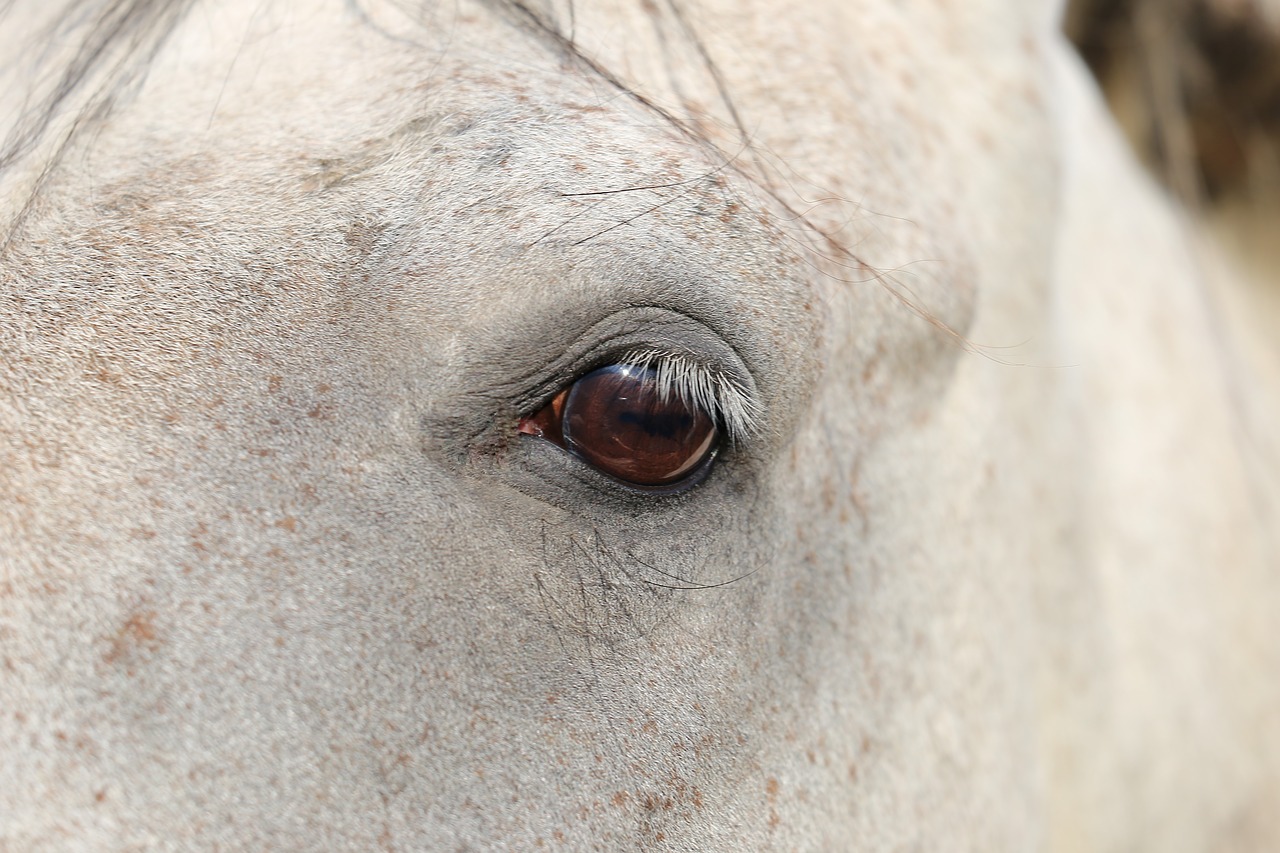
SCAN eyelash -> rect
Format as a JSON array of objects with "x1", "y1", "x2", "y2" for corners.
[{"x1": 614, "y1": 348, "x2": 761, "y2": 443}]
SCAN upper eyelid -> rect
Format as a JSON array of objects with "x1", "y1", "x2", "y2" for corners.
[
  {"x1": 428, "y1": 303, "x2": 772, "y2": 462},
  {"x1": 500, "y1": 305, "x2": 763, "y2": 417}
]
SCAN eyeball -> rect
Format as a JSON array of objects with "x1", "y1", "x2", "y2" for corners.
[{"x1": 518, "y1": 364, "x2": 719, "y2": 490}]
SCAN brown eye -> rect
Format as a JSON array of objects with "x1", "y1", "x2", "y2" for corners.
[{"x1": 518, "y1": 364, "x2": 719, "y2": 489}]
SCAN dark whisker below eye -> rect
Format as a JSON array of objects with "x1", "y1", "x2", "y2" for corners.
[{"x1": 624, "y1": 549, "x2": 763, "y2": 591}]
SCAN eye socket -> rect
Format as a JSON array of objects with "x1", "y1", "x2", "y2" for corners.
[{"x1": 518, "y1": 364, "x2": 719, "y2": 490}]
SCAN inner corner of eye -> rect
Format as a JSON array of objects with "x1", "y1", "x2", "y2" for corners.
[{"x1": 517, "y1": 388, "x2": 568, "y2": 442}]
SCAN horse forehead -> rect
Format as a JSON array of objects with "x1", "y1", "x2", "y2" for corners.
[
  {"x1": 89, "y1": 0, "x2": 1049, "y2": 208},
  {"x1": 56, "y1": 0, "x2": 1048, "y2": 332}
]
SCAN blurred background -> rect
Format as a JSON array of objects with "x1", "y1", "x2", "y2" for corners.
[
  {"x1": 1065, "y1": 0, "x2": 1278, "y2": 283},
  {"x1": 1066, "y1": 0, "x2": 1278, "y2": 207}
]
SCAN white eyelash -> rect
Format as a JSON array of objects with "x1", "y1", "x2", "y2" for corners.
[{"x1": 619, "y1": 348, "x2": 762, "y2": 442}]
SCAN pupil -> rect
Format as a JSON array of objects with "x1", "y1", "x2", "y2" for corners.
[{"x1": 617, "y1": 408, "x2": 694, "y2": 440}]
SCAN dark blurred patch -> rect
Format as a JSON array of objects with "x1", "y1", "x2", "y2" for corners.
[{"x1": 1065, "y1": 0, "x2": 1280, "y2": 207}]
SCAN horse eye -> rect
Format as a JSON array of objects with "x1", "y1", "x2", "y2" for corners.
[{"x1": 518, "y1": 364, "x2": 719, "y2": 489}]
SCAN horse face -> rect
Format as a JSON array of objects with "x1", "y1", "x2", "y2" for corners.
[{"x1": 6, "y1": 0, "x2": 1277, "y2": 849}]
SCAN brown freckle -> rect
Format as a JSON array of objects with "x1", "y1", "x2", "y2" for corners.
[
  {"x1": 104, "y1": 611, "x2": 160, "y2": 665},
  {"x1": 92, "y1": 366, "x2": 123, "y2": 386},
  {"x1": 769, "y1": 810, "x2": 780, "y2": 829},
  {"x1": 95, "y1": 789, "x2": 107, "y2": 803},
  {"x1": 553, "y1": 830, "x2": 566, "y2": 843},
  {"x1": 267, "y1": 375, "x2": 283, "y2": 394},
  {"x1": 316, "y1": 383, "x2": 332, "y2": 394},
  {"x1": 766, "y1": 777, "x2": 779, "y2": 801},
  {"x1": 274, "y1": 636, "x2": 285, "y2": 647},
  {"x1": 274, "y1": 516, "x2": 298, "y2": 533},
  {"x1": 250, "y1": 448, "x2": 273, "y2": 457},
  {"x1": 611, "y1": 791, "x2": 630, "y2": 808},
  {"x1": 848, "y1": 762, "x2": 859, "y2": 782}
]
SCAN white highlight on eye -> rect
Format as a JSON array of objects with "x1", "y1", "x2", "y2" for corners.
[{"x1": 619, "y1": 348, "x2": 762, "y2": 442}]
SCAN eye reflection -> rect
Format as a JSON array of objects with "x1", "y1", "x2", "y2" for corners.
[{"x1": 518, "y1": 364, "x2": 719, "y2": 489}]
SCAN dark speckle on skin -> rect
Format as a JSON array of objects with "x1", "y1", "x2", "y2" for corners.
[{"x1": 103, "y1": 610, "x2": 160, "y2": 666}]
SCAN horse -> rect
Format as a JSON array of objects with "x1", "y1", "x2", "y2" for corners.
[{"x1": 2, "y1": 0, "x2": 1278, "y2": 848}]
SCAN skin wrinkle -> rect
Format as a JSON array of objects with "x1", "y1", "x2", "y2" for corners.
[{"x1": 2, "y1": 0, "x2": 1279, "y2": 851}]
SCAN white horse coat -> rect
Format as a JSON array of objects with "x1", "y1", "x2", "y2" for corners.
[{"x1": 2, "y1": 0, "x2": 1278, "y2": 849}]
